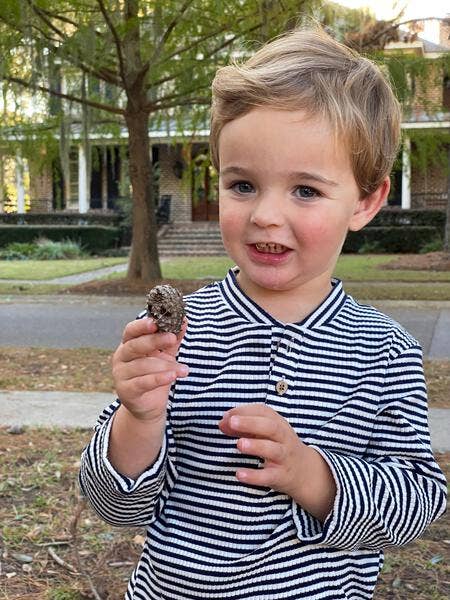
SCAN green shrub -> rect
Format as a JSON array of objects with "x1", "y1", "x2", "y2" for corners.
[
  {"x1": 372, "y1": 209, "x2": 445, "y2": 228},
  {"x1": 0, "y1": 225, "x2": 120, "y2": 252},
  {"x1": 419, "y1": 238, "x2": 444, "y2": 254},
  {"x1": 344, "y1": 226, "x2": 439, "y2": 253},
  {"x1": 32, "y1": 238, "x2": 87, "y2": 259},
  {"x1": 0, "y1": 242, "x2": 36, "y2": 260},
  {"x1": 0, "y1": 238, "x2": 87, "y2": 260},
  {"x1": 357, "y1": 240, "x2": 383, "y2": 254}
]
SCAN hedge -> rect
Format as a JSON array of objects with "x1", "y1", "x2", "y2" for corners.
[
  {"x1": 371, "y1": 208, "x2": 445, "y2": 229},
  {"x1": 0, "y1": 211, "x2": 119, "y2": 227},
  {"x1": 343, "y1": 226, "x2": 440, "y2": 253},
  {"x1": 0, "y1": 225, "x2": 120, "y2": 252}
]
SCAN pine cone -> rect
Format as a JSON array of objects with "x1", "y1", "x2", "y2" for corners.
[{"x1": 146, "y1": 284, "x2": 185, "y2": 334}]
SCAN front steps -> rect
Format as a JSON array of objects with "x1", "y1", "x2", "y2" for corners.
[{"x1": 157, "y1": 223, "x2": 226, "y2": 257}]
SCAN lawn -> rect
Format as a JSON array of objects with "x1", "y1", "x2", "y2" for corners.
[
  {"x1": 2, "y1": 254, "x2": 450, "y2": 283},
  {"x1": 0, "y1": 427, "x2": 448, "y2": 600},
  {"x1": 0, "y1": 257, "x2": 126, "y2": 281},
  {"x1": 1, "y1": 254, "x2": 450, "y2": 300}
]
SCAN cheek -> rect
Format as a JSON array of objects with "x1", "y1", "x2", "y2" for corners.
[
  {"x1": 295, "y1": 214, "x2": 348, "y2": 254},
  {"x1": 219, "y1": 200, "x2": 242, "y2": 246}
]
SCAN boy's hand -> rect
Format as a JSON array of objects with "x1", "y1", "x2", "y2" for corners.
[
  {"x1": 218, "y1": 404, "x2": 336, "y2": 521},
  {"x1": 112, "y1": 317, "x2": 188, "y2": 423}
]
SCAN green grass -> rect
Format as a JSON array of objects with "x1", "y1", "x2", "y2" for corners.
[
  {"x1": 0, "y1": 255, "x2": 450, "y2": 300},
  {"x1": 1, "y1": 254, "x2": 450, "y2": 283},
  {"x1": 0, "y1": 257, "x2": 126, "y2": 280},
  {"x1": 334, "y1": 255, "x2": 450, "y2": 282},
  {"x1": 162, "y1": 256, "x2": 233, "y2": 279}
]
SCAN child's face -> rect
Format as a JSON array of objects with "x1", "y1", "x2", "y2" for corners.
[{"x1": 218, "y1": 108, "x2": 386, "y2": 310}]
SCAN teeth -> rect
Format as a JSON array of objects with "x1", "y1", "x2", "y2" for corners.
[{"x1": 255, "y1": 242, "x2": 286, "y2": 254}]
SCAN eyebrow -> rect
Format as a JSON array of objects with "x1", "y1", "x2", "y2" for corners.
[{"x1": 219, "y1": 166, "x2": 339, "y2": 187}]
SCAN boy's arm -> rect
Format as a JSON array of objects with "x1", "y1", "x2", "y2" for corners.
[
  {"x1": 79, "y1": 399, "x2": 171, "y2": 527},
  {"x1": 220, "y1": 345, "x2": 447, "y2": 550},
  {"x1": 79, "y1": 315, "x2": 188, "y2": 527},
  {"x1": 293, "y1": 345, "x2": 447, "y2": 550}
]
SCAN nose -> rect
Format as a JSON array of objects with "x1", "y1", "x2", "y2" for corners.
[{"x1": 249, "y1": 192, "x2": 284, "y2": 228}]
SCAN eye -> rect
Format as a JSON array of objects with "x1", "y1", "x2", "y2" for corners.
[
  {"x1": 294, "y1": 185, "x2": 321, "y2": 199},
  {"x1": 230, "y1": 181, "x2": 255, "y2": 194}
]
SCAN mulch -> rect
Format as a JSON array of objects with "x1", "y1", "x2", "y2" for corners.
[
  {"x1": 61, "y1": 277, "x2": 215, "y2": 297},
  {"x1": 380, "y1": 251, "x2": 450, "y2": 271}
]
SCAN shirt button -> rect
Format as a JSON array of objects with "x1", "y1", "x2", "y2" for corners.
[{"x1": 276, "y1": 380, "x2": 288, "y2": 395}]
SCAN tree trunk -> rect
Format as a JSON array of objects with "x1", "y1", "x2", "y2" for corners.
[
  {"x1": 101, "y1": 146, "x2": 108, "y2": 211},
  {"x1": 444, "y1": 146, "x2": 450, "y2": 254},
  {"x1": 125, "y1": 108, "x2": 162, "y2": 280}
]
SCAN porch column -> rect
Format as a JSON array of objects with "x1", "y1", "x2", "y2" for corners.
[
  {"x1": 15, "y1": 153, "x2": 26, "y2": 214},
  {"x1": 78, "y1": 144, "x2": 88, "y2": 213},
  {"x1": 401, "y1": 136, "x2": 411, "y2": 210}
]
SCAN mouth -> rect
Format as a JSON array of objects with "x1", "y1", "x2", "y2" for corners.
[{"x1": 254, "y1": 242, "x2": 289, "y2": 254}]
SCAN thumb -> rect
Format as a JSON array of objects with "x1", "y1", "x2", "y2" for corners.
[{"x1": 166, "y1": 317, "x2": 188, "y2": 356}]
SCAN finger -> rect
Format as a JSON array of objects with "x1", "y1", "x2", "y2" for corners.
[
  {"x1": 114, "y1": 356, "x2": 189, "y2": 381},
  {"x1": 122, "y1": 317, "x2": 157, "y2": 343},
  {"x1": 124, "y1": 368, "x2": 187, "y2": 395},
  {"x1": 219, "y1": 414, "x2": 280, "y2": 440},
  {"x1": 119, "y1": 331, "x2": 178, "y2": 362},
  {"x1": 235, "y1": 465, "x2": 279, "y2": 489},
  {"x1": 237, "y1": 438, "x2": 284, "y2": 464}
]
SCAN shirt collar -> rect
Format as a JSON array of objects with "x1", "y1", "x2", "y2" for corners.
[{"x1": 219, "y1": 268, "x2": 347, "y2": 330}]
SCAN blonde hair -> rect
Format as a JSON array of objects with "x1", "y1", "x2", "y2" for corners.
[{"x1": 210, "y1": 27, "x2": 402, "y2": 197}]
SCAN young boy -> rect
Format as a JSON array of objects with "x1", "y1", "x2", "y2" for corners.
[{"x1": 79, "y1": 27, "x2": 447, "y2": 599}]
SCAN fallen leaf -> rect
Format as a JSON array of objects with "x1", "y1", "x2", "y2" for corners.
[{"x1": 133, "y1": 534, "x2": 145, "y2": 547}]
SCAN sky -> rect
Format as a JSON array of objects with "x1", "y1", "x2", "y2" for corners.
[{"x1": 337, "y1": 0, "x2": 449, "y2": 20}]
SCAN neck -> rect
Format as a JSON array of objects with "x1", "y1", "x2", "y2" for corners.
[{"x1": 235, "y1": 273, "x2": 333, "y2": 324}]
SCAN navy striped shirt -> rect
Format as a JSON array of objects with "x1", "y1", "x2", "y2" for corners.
[{"x1": 80, "y1": 269, "x2": 447, "y2": 600}]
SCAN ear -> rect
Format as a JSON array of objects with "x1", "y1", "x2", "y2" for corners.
[{"x1": 348, "y1": 177, "x2": 390, "y2": 232}]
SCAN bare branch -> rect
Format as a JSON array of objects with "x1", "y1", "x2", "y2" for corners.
[
  {"x1": 69, "y1": 497, "x2": 103, "y2": 600},
  {"x1": 47, "y1": 546, "x2": 77, "y2": 574},
  {"x1": 3, "y1": 75, "x2": 125, "y2": 115},
  {"x1": 96, "y1": 0, "x2": 127, "y2": 85}
]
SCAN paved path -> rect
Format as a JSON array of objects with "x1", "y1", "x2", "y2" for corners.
[
  {"x1": 0, "y1": 390, "x2": 448, "y2": 452},
  {"x1": 0, "y1": 261, "x2": 129, "y2": 285},
  {"x1": 1, "y1": 294, "x2": 449, "y2": 357}
]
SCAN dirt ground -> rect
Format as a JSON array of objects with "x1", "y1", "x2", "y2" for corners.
[
  {"x1": 381, "y1": 251, "x2": 450, "y2": 272},
  {"x1": 0, "y1": 427, "x2": 448, "y2": 600},
  {"x1": 63, "y1": 277, "x2": 213, "y2": 297}
]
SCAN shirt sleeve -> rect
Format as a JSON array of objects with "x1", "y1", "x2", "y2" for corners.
[
  {"x1": 293, "y1": 345, "x2": 447, "y2": 550},
  {"x1": 79, "y1": 399, "x2": 169, "y2": 527}
]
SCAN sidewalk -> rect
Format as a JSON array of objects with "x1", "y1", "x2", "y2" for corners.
[{"x1": 1, "y1": 390, "x2": 449, "y2": 453}]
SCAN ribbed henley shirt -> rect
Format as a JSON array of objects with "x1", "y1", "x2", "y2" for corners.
[{"x1": 80, "y1": 269, "x2": 447, "y2": 600}]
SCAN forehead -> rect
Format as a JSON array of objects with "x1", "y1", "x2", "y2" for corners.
[{"x1": 218, "y1": 108, "x2": 352, "y2": 176}]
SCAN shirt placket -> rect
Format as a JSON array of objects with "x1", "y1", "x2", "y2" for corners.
[{"x1": 267, "y1": 325, "x2": 302, "y2": 411}]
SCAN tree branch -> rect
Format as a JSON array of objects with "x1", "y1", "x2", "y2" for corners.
[
  {"x1": 151, "y1": 13, "x2": 262, "y2": 73},
  {"x1": 151, "y1": 97, "x2": 210, "y2": 112},
  {"x1": 27, "y1": 0, "x2": 67, "y2": 43},
  {"x1": 147, "y1": 0, "x2": 196, "y2": 68},
  {"x1": 150, "y1": 81, "x2": 212, "y2": 109},
  {"x1": 96, "y1": 0, "x2": 127, "y2": 86},
  {"x1": 368, "y1": 16, "x2": 450, "y2": 48},
  {"x1": 146, "y1": 23, "x2": 261, "y2": 91},
  {"x1": 3, "y1": 75, "x2": 125, "y2": 115}
]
